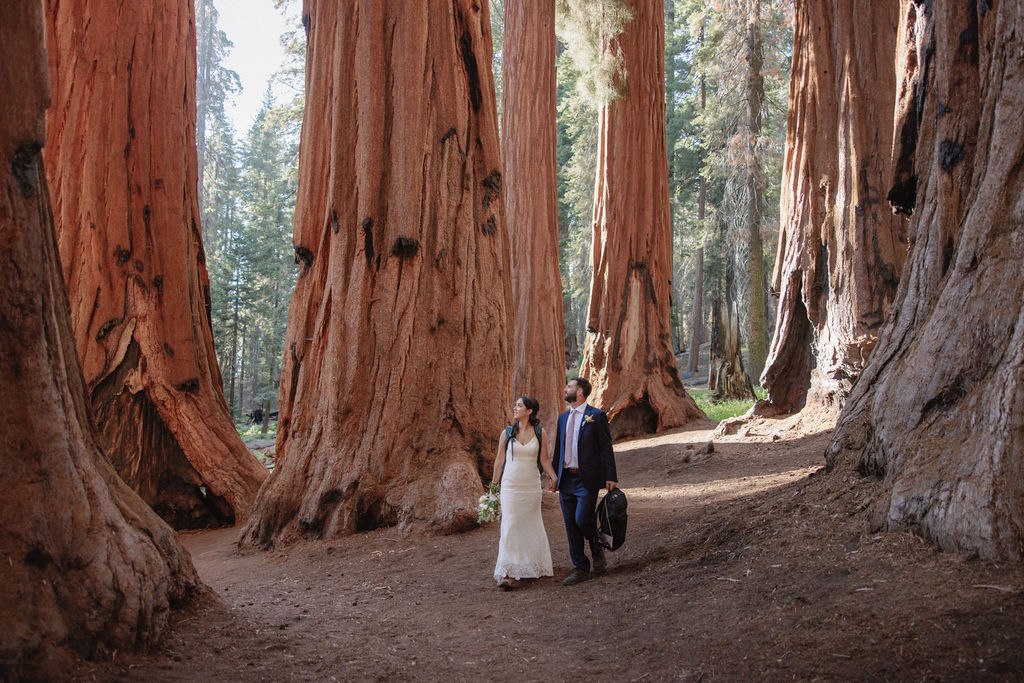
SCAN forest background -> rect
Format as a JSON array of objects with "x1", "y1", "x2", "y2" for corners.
[{"x1": 197, "y1": 0, "x2": 792, "y2": 432}]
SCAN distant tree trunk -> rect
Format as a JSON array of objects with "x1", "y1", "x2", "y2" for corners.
[
  {"x1": 687, "y1": 245, "x2": 704, "y2": 373},
  {"x1": 757, "y1": 0, "x2": 907, "y2": 419},
  {"x1": 564, "y1": 321, "x2": 580, "y2": 369},
  {"x1": 239, "y1": 0, "x2": 513, "y2": 547},
  {"x1": 707, "y1": 296, "x2": 721, "y2": 392},
  {"x1": 262, "y1": 341, "x2": 276, "y2": 435},
  {"x1": 228, "y1": 287, "x2": 239, "y2": 413},
  {"x1": 238, "y1": 322, "x2": 248, "y2": 419},
  {"x1": 828, "y1": 0, "x2": 1024, "y2": 561},
  {"x1": 260, "y1": 399, "x2": 271, "y2": 434},
  {"x1": 195, "y1": 0, "x2": 214, "y2": 210},
  {"x1": 43, "y1": 0, "x2": 267, "y2": 528},
  {"x1": 0, "y1": 5, "x2": 199, "y2": 673},
  {"x1": 688, "y1": 43, "x2": 708, "y2": 376},
  {"x1": 503, "y1": 0, "x2": 566, "y2": 429},
  {"x1": 581, "y1": 0, "x2": 704, "y2": 439},
  {"x1": 251, "y1": 323, "x2": 261, "y2": 413},
  {"x1": 709, "y1": 256, "x2": 755, "y2": 400},
  {"x1": 743, "y1": 0, "x2": 768, "y2": 385}
]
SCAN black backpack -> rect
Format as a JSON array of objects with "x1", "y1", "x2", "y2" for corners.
[
  {"x1": 505, "y1": 424, "x2": 544, "y2": 474},
  {"x1": 595, "y1": 487, "x2": 628, "y2": 551}
]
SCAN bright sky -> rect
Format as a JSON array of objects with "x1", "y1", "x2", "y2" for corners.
[{"x1": 215, "y1": 0, "x2": 290, "y2": 134}]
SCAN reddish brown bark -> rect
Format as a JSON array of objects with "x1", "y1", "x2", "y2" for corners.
[
  {"x1": 758, "y1": 0, "x2": 908, "y2": 419},
  {"x1": 502, "y1": 0, "x2": 566, "y2": 429},
  {"x1": 581, "y1": 0, "x2": 704, "y2": 439},
  {"x1": 0, "y1": 3, "x2": 199, "y2": 674},
  {"x1": 827, "y1": 0, "x2": 1024, "y2": 560},
  {"x1": 239, "y1": 0, "x2": 512, "y2": 547},
  {"x1": 43, "y1": 0, "x2": 267, "y2": 528}
]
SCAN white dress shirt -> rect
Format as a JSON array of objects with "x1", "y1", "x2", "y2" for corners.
[{"x1": 564, "y1": 403, "x2": 588, "y2": 468}]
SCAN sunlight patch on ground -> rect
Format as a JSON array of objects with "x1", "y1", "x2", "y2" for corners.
[{"x1": 626, "y1": 465, "x2": 822, "y2": 506}]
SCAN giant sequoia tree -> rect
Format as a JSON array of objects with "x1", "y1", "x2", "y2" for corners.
[
  {"x1": 758, "y1": 0, "x2": 907, "y2": 418},
  {"x1": 0, "y1": 3, "x2": 198, "y2": 674},
  {"x1": 43, "y1": 0, "x2": 267, "y2": 528},
  {"x1": 581, "y1": 0, "x2": 704, "y2": 438},
  {"x1": 827, "y1": 0, "x2": 1024, "y2": 560},
  {"x1": 503, "y1": 0, "x2": 566, "y2": 428},
  {"x1": 240, "y1": 0, "x2": 513, "y2": 547}
]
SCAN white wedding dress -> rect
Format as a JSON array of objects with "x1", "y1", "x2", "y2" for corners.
[{"x1": 493, "y1": 434, "x2": 553, "y2": 582}]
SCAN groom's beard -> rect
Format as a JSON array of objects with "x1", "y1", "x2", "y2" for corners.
[{"x1": 564, "y1": 393, "x2": 575, "y2": 403}]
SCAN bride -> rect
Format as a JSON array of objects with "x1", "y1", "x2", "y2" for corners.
[{"x1": 491, "y1": 396, "x2": 558, "y2": 590}]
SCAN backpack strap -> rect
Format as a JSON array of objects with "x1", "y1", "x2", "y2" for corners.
[
  {"x1": 505, "y1": 425, "x2": 515, "y2": 461},
  {"x1": 506, "y1": 424, "x2": 545, "y2": 472},
  {"x1": 534, "y1": 424, "x2": 543, "y2": 473}
]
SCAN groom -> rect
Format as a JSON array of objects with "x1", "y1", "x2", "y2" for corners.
[{"x1": 551, "y1": 377, "x2": 618, "y2": 585}]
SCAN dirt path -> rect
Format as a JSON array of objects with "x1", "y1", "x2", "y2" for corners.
[{"x1": 74, "y1": 422, "x2": 1024, "y2": 681}]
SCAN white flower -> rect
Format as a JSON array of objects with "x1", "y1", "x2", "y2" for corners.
[{"x1": 476, "y1": 488, "x2": 501, "y2": 524}]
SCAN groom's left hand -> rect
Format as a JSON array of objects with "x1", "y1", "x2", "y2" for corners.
[{"x1": 606, "y1": 481, "x2": 617, "y2": 491}]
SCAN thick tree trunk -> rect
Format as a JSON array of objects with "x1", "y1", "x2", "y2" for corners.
[
  {"x1": 827, "y1": 0, "x2": 1024, "y2": 560},
  {"x1": 581, "y1": 0, "x2": 704, "y2": 439},
  {"x1": 502, "y1": 0, "x2": 566, "y2": 429},
  {"x1": 757, "y1": 0, "x2": 907, "y2": 419},
  {"x1": 239, "y1": 0, "x2": 513, "y2": 547},
  {"x1": 43, "y1": 0, "x2": 267, "y2": 528},
  {"x1": 743, "y1": 0, "x2": 768, "y2": 386},
  {"x1": 0, "y1": 4, "x2": 200, "y2": 674}
]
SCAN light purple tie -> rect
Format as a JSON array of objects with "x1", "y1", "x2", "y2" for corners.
[{"x1": 565, "y1": 410, "x2": 577, "y2": 467}]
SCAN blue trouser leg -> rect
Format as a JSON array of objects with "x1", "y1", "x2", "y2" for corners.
[{"x1": 559, "y1": 474, "x2": 599, "y2": 571}]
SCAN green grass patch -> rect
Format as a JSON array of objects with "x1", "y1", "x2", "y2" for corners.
[
  {"x1": 235, "y1": 421, "x2": 277, "y2": 444},
  {"x1": 234, "y1": 421, "x2": 276, "y2": 468},
  {"x1": 690, "y1": 387, "x2": 765, "y2": 423}
]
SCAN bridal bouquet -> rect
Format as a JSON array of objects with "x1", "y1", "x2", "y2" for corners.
[{"x1": 477, "y1": 482, "x2": 501, "y2": 523}]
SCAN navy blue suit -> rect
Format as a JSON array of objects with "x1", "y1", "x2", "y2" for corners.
[{"x1": 552, "y1": 404, "x2": 618, "y2": 571}]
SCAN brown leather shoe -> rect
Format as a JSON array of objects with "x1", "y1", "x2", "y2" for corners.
[
  {"x1": 498, "y1": 577, "x2": 515, "y2": 591},
  {"x1": 592, "y1": 551, "x2": 607, "y2": 574},
  {"x1": 562, "y1": 567, "x2": 590, "y2": 586}
]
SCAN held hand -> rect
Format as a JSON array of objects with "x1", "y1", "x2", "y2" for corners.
[{"x1": 606, "y1": 481, "x2": 617, "y2": 491}]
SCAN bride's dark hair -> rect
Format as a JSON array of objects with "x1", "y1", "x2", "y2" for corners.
[
  {"x1": 511, "y1": 395, "x2": 541, "y2": 436},
  {"x1": 522, "y1": 396, "x2": 540, "y2": 426}
]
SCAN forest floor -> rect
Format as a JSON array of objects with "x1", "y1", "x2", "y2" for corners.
[{"x1": 72, "y1": 417, "x2": 1024, "y2": 682}]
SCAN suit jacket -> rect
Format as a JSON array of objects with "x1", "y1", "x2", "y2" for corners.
[{"x1": 552, "y1": 404, "x2": 618, "y2": 491}]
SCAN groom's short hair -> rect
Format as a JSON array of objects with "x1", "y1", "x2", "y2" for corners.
[{"x1": 570, "y1": 376, "x2": 592, "y2": 398}]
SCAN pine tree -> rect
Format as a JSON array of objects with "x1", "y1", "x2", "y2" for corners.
[
  {"x1": 236, "y1": 93, "x2": 299, "y2": 425},
  {"x1": 196, "y1": 0, "x2": 241, "y2": 249}
]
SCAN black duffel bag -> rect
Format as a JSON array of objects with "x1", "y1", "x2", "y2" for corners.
[{"x1": 595, "y1": 487, "x2": 627, "y2": 551}]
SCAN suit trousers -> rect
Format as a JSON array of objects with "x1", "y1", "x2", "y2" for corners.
[{"x1": 559, "y1": 471, "x2": 602, "y2": 571}]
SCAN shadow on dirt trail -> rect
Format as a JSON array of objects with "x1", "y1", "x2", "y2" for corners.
[{"x1": 74, "y1": 422, "x2": 1024, "y2": 681}]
